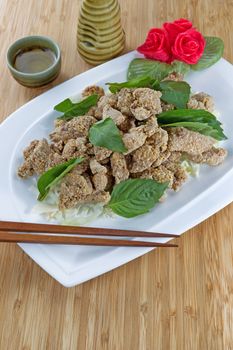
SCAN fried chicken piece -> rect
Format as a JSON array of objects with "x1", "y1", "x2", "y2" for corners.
[
  {"x1": 82, "y1": 93, "x2": 113, "y2": 119},
  {"x1": 47, "y1": 152, "x2": 64, "y2": 169},
  {"x1": 54, "y1": 119, "x2": 66, "y2": 128},
  {"x1": 90, "y1": 159, "x2": 107, "y2": 174},
  {"x1": 23, "y1": 140, "x2": 39, "y2": 159},
  {"x1": 130, "y1": 144, "x2": 160, "y2": 173},
  {"x1": 163, "y1": 72, "x2": 184, "y2": 81},
  {"x1": 152, "y1": 149, "x2": 171, "y2": 167},
  {"x1": 82, "y1": 85, "x2": 105, "y2": 98},
  {"x1": 105, "y1": 170, "x2": 114, "y2": 192},
  {"x1": 18, "y1": 161, "x2": 34, "y2": 178},
  {"x1": 163, "y1": 159, "x2": 180, "y2": 173},
  {"x1": 139, "y1": 166, "x2": 174, "y2": 188},
  {"x1": 161, "y1": 152, "x2": 187, "y2": 190},
  {"x1": 167, "y1": 127, "x2": 216, "y2": 155},
  {"x1": 117, "y1": 88, "x2": 134, "y2": 116},
  {"x1": 62, "y1": 139, "x2": 77, "y2": 158},
  {"x1": 93, "y1": 146, "x2": 112, "y2": 161},
  {"x1": 161, "y1": 151, "x2": 183, "y2": 176},
  {"x1": 98, "y1": 94, "x2": 118, "y2": 110},
  {"x1": 50, "y1": 140, "x2": 64, "y2": 154},
  {"x1": 62, "y1": 137, "x2": 87, "y2": 160},
  {"x1": 59, "y1": 170, "x2": 93, "y2": 209},
  {"x1": 50, "y1": 116, "x2": 97, "y2": 142},
  {"x1": 143, "y1": 117, "x2": 159, "y2": 137},
  {"x1": 92, "y1": 173, "x2": 108, "y2": 191},
  {"x1": 118, "y1": 116, "x2": 136, "y2": 133},
  {"x1": 122, "y1": 126, "x2": 147, "y2": 154},
  {"x1": 111, "y1": 152, "x2": 129, "y2": 183},
  {"x1": 72, "y1": 159, "x2": 90, "y2": 175},
  {"x1": 161, "y1": 101, "x2": 175, "y2": 112},
  {"x1": 85, "y1": 106, "x2": 99, "y2": 118},
  {"x1": 185, "y1": 147, "x2": 227, "y2": 166},
  {"x1": 172, "y1": 167, "x2": 188, "y2": 191},
  {"x1": 102, "y1": 105, "x2": 126, "y2": 126},
  {"x1": 18, "y1": 139, "x2": 52, "y2": 177},
  {"x1": 76, "y1": 137, "x2": 87, "y2": 153},
  {"x1": 92, "y1": 93, "x2": 118, "y2": 120},
  {"x1": 18, "y1": 141, "x2": 40, "y2": 178},
  {"x1": 99, "y1": 158, "x2": 111, "y2": 165},
  {"x1": 166, "y1": 151, "x2": 182, "y2": 163},
  {"x1": 187, "y1": 92, "x2": 214, "y2": 112},
  {"x1": 146, "y1": 128, "x2": 168, "y2": 152},
  {"x1": 29, "y1": 139, "x2": 52, "y2": 174},
  {"x1": 138, "y1": 153, "x2": 187, "y2": 191},
  {"x1": 83, "y1": 191, "x2": 111, "y2": 205},
  {"x1": 131, "y1": 97, "x2": 160, "y2": 121},
  {"x1": 130, "y1": 88, "x2": 162, "y2": 120},
  {"x1": 86, "y1": 142, "x2": 95, "y2": 155}
]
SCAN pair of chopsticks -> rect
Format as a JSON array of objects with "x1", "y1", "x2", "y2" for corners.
[{"x1": 0, "y1": 221, "x2": 179, "y2": 248}]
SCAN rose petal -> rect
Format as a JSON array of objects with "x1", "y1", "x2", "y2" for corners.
[
  {"x1": 171, "y1": 28, "x2": 206, "y2": 64},
  {"x1": 137, "y1": 27, "x2": 172, "y2": 63},
  {"x1": 163, "y1": 18, "x2": 193, "y2": 44}
]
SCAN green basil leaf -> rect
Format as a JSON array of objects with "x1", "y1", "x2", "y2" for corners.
[
  {"x1": 89, "y1": 118, "x2": 127, "y2": 153},
  {"x1": 158, "y1": 109, "x2": 222, "y2": 125},
  {"x1": 159, "y1": 81, "x2": 191, "y2": 109},
  {"x1": 127, "y1": 58, "x2": 173, "y2": 81},
  {"x1": 37, "y1": 157, "x2": 84, "y2": 201},
  {"x1": 161, "y1": 121, "x2": 224, "y2": 140},
  {"x1": 171, "y1": 60, "x2": 191, "y2": 75},
  {"x1": 191, "y1": 36, "x2": 224, "y2": 71},
  {"x1": 158, "y1": 109, "x2": 227, "y2": 141},
  {"x1": 54, "y1": 98, "x2": 74, "y2": 113},
  {"x1": 108, "y1": 179, "x2": 168, "y2": 218},
  {"x1": 54, "y1": 94, "x2": 99, "y2": 120},
  {"x1": 106, "y1": 76, "x2": 156, "y2": 93}
]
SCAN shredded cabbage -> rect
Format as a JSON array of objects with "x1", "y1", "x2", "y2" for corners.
[
  {"x1": 31, "y1": 185, "x2": 113, "y2": 225},
  {"x1": 181, "y1": 159, "x2": 200, "y2": 177}
]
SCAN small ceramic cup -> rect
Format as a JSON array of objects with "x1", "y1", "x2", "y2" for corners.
[{"x1": 7, "y1": 35, "x2": 61, "y2": 87}]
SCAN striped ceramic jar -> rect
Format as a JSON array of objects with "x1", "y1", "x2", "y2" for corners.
[{"x1": 77, "y1": 0, "x2": 125, "y2": 65}]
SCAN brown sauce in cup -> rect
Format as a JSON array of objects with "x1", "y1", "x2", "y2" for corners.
[{"x1": 14, "y1": 46, "x2": 56, "y2": 73}]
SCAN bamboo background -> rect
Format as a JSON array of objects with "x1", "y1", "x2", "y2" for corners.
[{"x1": 0, "y1": 0, "x2": 233, "y2": 349}]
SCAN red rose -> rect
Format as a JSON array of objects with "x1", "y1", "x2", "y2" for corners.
[
  {"x1": 163, "y1": 18, "x2": 193, "y2": 44},
  {"x1": 137, "y1": 28, "x2": 172, "y2": 63},
  {"x1": 172, "y1": 28, "x2": 206, "y2": 64}
]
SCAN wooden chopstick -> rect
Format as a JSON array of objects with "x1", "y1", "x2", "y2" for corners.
[
  {"x1": 0, "y1": 221, "x2": 178, "y2": 247},
  {"x1": 0, "y1": 231, "x2": 178, "y2": 247},
  {"x1": 0, "y1": 221, "x2": 179, "y2": 238}
]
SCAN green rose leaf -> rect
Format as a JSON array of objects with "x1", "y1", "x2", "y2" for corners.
[
  {"x1": 127, "y1": 58, "x2": 173, "y2": 81},
  {"x1": 89, "y1": 117, "x2": 127, "y2": 153},
  {"x1": 191, "y1": 36, "x2": 224, "y2": 71},
  {"x1": 171, "y1": 60, "x2": 191, "y2": 75},
  {"x1": 108, "y1": 179, "x2": 168, "y2": 218},
  {"x1": 127, "y1": 58, "x2": 191, "y2": 82}
]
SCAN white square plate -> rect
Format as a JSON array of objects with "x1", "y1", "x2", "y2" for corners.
[{"x1": 1, "y1": 51, "x2": 233, "y2": 287}]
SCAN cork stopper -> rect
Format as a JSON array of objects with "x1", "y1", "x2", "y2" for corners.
[{"x1": 77, "y1": 0, "x2": 125, "y2": 65}]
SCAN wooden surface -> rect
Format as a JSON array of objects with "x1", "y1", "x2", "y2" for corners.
[{"x1": 0, "y1": 0, "x2": 233, "y2": 349}]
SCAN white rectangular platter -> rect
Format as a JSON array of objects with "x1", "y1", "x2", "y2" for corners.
[{"x1": 0, "y1": 51, "x2": 233, "y2": 287}]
